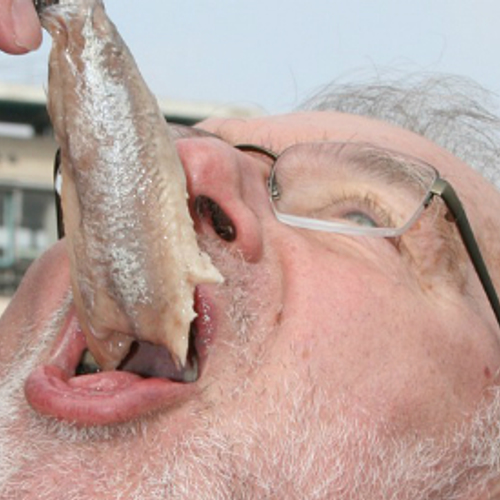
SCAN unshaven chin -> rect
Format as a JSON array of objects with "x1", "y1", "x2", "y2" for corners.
[
  {"x1": 2, "y1": 244, "x2": 500, "y2": 499},
  {"x1": 3, "y1": 373, "x2": 500, "y2": 500}
]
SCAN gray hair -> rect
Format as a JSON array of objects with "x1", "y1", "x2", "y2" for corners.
[{"x1": 300, "y1": 71, "x2": 500, "y2": 187}]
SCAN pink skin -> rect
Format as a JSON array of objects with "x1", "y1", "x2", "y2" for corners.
[
  {"x1": 0, "y1": 0, "x2": 42, "y2": 54},
  {"x1": 1, "y1": 111, "x2": 500, "y2": 495}
]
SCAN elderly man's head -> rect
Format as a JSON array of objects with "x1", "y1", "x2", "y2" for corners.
[{"x1": 2, "y1": 77, "x2": 500, "y2": 499}]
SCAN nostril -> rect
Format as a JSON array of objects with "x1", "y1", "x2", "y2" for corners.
[{"x1": 195, "y1": 196, "x2": 237, "y2": 242}]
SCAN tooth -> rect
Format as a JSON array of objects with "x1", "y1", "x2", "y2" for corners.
[
  {"x1": 39, "y1": 0, "x2": 222, "y2": 370},
  {"x1": 181, "y1": 357, "x2": 199, "y2": 383},
  {"x1": 75, "y1": 349, "x2": 102, "y2": 375},
  {"x1": 85, "y1": 330, "x2": 134, "y2": 372}
]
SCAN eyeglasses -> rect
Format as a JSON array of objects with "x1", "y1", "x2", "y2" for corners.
[
  {"x1": 235, "y1": 140, "x2": 500, "y2": 330},
  {"x1": 52, "y1": 128, "x2": 500, "y2": 330}
]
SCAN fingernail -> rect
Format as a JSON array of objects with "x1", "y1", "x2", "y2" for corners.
[{"x1": 12, "y1": 0, "x2": 42, "y2": 51}]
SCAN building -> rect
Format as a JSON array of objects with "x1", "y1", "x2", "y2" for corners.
[{"x1": 0, "y1": 82, "x2": 261, "y2": 295}]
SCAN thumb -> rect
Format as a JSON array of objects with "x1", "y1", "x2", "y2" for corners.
[{"x1": 0, "y1": 0, "x2": 42, "y2": 54}]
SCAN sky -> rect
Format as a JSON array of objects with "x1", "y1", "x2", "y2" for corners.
[{"x1": 1, "y1": 0, "x2": 500, "y2": 116}]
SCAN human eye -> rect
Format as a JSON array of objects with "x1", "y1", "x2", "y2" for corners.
[{"x1": 309, "y1": 190, "x2": 396, "y2": 230}]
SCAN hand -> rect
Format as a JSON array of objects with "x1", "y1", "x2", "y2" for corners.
[{"x1": 0, "y1": 0, "x2": 42, "y2": 54}]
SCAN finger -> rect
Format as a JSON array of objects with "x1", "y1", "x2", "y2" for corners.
[{"x1": 0, "y1": 0, "x2": 42, "y2": 54}]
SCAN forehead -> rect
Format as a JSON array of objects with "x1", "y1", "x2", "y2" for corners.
[
  {"x1": 200, "y1": 112, "x2": 457, "y2": 170},
  {"x1": 200, "y1": 110, "x2": 500, "y2": 268},
  {"x1": 200, "y1": 111, "x2": 498, "y2": 200}
]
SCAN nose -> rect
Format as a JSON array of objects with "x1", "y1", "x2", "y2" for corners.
[{"x1": 176, "y1": 137, "x2": 269, "y2": 262}]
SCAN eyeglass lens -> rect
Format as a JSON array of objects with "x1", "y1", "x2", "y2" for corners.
[{"x1": 270, "y1": 142, "x2": 438, "y2": 233}]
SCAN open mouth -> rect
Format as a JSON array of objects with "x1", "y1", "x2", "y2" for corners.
[
  {"x1": 76, "y1": 323, "x2": 199, "y2": 383},
  {"x1": 22, "y1": 196, "x2": 231, "y2": 427},
  {"x1": 24, "y1": 288, "x2": 215, "y2": 427}
]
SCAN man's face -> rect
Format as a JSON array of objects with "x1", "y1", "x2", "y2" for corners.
[{"x1": 1, "y1": 111, "x2": 500, "y2": 499}]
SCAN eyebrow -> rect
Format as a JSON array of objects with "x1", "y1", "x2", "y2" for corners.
[
  {"x1": 351, "y1": 147, "x2": 435, "y2": 190},
  {"x1": 289, "y1": 141, "x2": 436, "y2": 197},
  {"x1": 169, "y1": 125, "x2": 435, "y2": 194},
  {"x1": 169, "y1": 123, "x2": 279, "y2": 167},
  {"x1": 169, "y1": 123, "x2": 226, "y2": 141}
]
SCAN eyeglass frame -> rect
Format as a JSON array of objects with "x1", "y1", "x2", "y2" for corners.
[
  {"x1": 52, "y1": 135, "x2": 500, "y2": 330},
  {"x1": 235, "y1": 142, "x2": 500, "y2": 330}
]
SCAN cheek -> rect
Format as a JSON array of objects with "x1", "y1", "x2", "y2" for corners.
[
  {"x1": 275, "y1": 251, "x2": 498, "y2": 433},
  {"x1": 277, "y1": 252, "x2": 403, "y2": 377},
  {"x1": 0, "y1": 241, "x2": 70, "y2": 374}
]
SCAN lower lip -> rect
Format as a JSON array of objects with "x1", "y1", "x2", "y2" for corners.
[{"x1": 24, "y1": 310, "x2": 197, "y2": 427}]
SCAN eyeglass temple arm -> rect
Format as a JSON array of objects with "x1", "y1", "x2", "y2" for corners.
[
  {"x1": 53, "y1": 148, "x2": 65, "y2": 240},
  {"x1": 432, "y1": 178, "x2": 500, "y2": 328}
]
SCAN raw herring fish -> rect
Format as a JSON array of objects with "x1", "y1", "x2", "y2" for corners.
[{"x1": 38, "y1": 0, "x2": 222, "y2": 370}]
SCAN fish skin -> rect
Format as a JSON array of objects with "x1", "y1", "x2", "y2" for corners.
[
  {"x1": 34, "y1": 0, "x2": 59, "y2": 14},
  {"x1": 39, "y1": 0, "x2": 222, "y2": 370}
]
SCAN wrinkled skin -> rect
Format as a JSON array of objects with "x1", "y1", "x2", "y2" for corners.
[
  {"x1": 3, "y1": 2, "x2": 500, "y2": 498},
  {"x1": 1, "y1": 111, "x2": 500, "y2": 498}
]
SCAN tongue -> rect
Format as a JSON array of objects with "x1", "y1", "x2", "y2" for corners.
[
  {"x1": 118, "y1": 341, "x2": 199, "y2": 382},
  {"x1": 39, "y1": 0, "x2": 222, "y2": 370}
]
